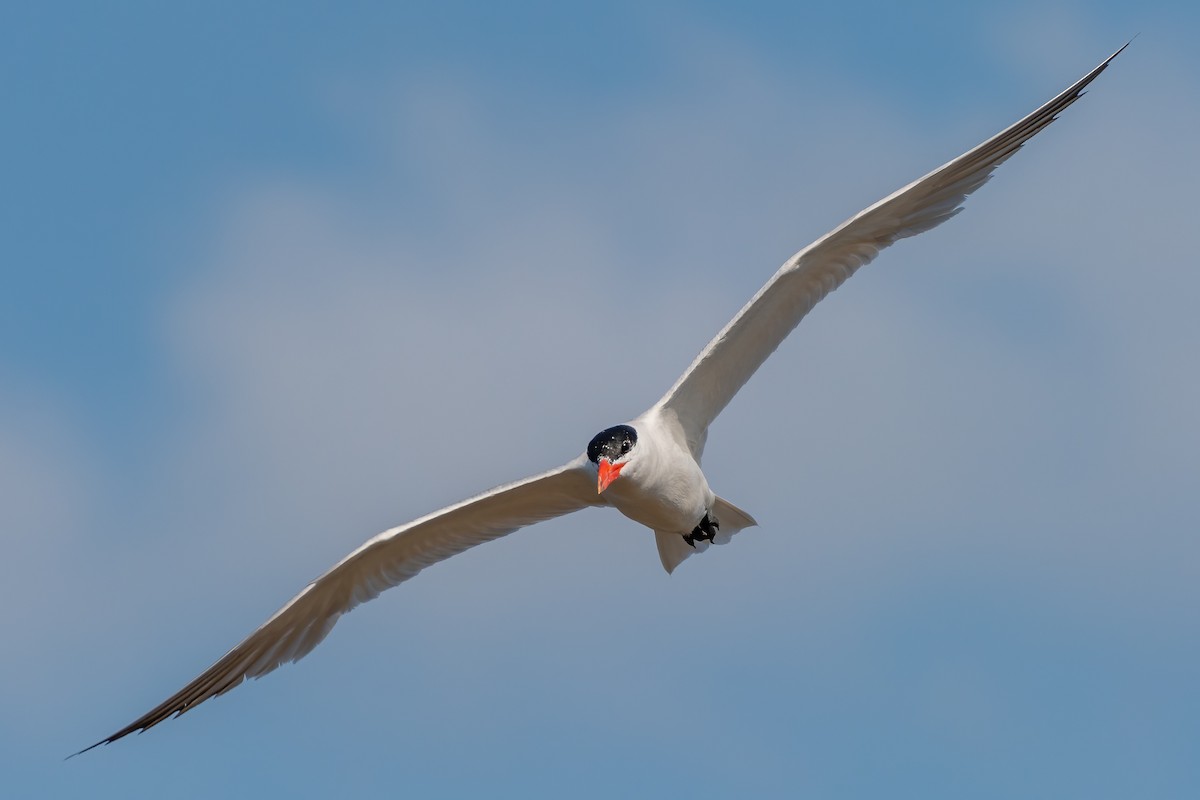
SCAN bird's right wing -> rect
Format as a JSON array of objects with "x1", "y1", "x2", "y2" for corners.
[
  {"x1": 654, "y1": 45, "x2": 1125, "y2": 456},
  {"x1": 79, "y1": 455, "x2": 602, "y2": 753}
]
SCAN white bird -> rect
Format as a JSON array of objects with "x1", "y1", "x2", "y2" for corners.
[{"x1": 80, "y1": 45, "x2": 1124, "y2": 753}]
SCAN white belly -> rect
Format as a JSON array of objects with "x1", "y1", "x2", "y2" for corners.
[{"x1": 603, "y1": 439, "x2": 713, "y2": 534}]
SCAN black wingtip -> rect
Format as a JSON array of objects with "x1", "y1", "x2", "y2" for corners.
[
  {"x1": 1084, "y1": 41, "x2": 1129, "y2": 87},
  {"x1": 66, "y1": 738, "x2": 108, "y2": 760},
  {"x1": 68, "y1": 721, "x2": 150, "y2": 759},
  {"x1": 1106, "y1": 39, "x2": 1133, "y2": 65}
]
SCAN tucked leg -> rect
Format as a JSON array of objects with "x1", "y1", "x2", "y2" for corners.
[{"x1": 683, "y1": 511, "x2": 720, "y2": 548}]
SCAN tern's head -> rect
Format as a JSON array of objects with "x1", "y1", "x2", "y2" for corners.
[{"x1": 586, "y1": 424, "x2": 638, "y2": 493}]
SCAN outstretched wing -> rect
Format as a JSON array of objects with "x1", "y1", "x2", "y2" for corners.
[
  {"x1": 655, "y1": 45, "x2": 1125, "y2": 456},
  {"x1": 79, "y1": 456, "x2": 601, "y2": 753}
]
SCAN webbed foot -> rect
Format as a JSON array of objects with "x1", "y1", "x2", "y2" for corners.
[{"x1": 683, "y1": 512, "x2": 719, "y2": 548}]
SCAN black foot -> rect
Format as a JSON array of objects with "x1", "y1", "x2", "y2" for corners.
[{"x1": 683, "y1": 512, "x2": 720, "y2": 548}]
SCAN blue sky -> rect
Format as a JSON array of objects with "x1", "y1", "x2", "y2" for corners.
[{"x1": 5, "y1": 2, "x2": 1199, "y2": 798}]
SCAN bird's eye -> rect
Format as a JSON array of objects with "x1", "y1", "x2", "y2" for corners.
[{"x1": 621, "y1": 439, "x2": 631, "y2": 454}]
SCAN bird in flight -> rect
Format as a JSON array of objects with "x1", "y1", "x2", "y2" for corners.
[{"x1": 79, "y1": 45, "x2": 1124, "y2": 754}]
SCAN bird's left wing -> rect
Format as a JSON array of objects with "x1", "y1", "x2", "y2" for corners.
[
  {"x1": 78, "y1": 456, "x2": 601, "y2": 753},
  {"x1": 654, "y1": 45, "x2": 1125, "y2": 456}
]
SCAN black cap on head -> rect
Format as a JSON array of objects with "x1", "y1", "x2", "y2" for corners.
[{"x1": 587, "y1": 424, "x2": 637, "y2": 464}]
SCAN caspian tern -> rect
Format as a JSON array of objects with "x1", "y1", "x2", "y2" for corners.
[{"x1": 80, "y1": 45, "x2": 1124, "y2": 753}]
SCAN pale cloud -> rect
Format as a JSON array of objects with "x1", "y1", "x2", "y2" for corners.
[
  {"x1": 0, "y1": 389, "x2": 98, "y2": 712},
  {"x1": 0, "y1": 393, "x2": 88, "y2": 598}
]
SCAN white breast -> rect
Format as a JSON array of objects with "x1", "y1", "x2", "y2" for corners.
[{"x1": 601, "y1": 412, "x2": 714, "y2": 534}]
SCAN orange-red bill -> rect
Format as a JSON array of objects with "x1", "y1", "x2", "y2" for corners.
[{"x1": 597, "y1": 459, "x2": 624, "y2": 493}]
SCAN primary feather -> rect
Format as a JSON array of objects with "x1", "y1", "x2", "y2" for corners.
[
  {"x1": 656, "y1": 44, "x2": 1126, "y2": 456},
  {"x1": 76, "y1": 458, "x2": 600, "y2": 753}
]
